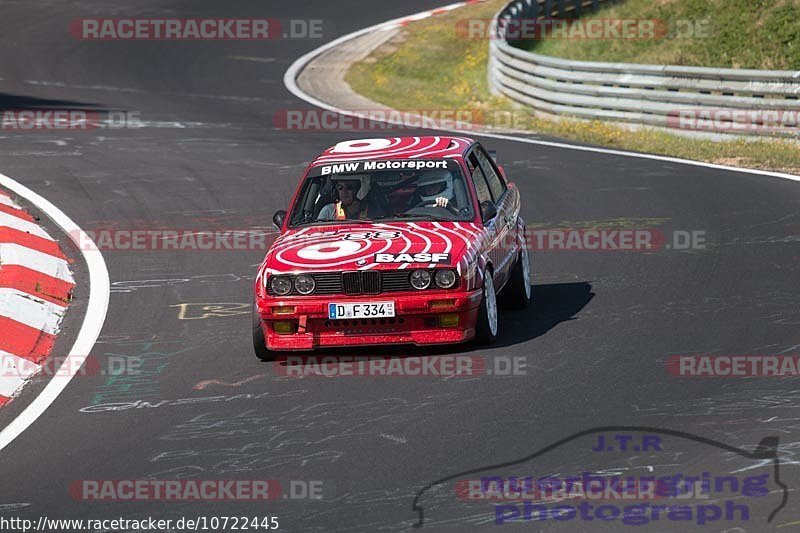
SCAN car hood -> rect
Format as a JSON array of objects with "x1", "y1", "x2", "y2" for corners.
[{"x1": 264, "y1": 221, "x2": 482, "y2": 273}]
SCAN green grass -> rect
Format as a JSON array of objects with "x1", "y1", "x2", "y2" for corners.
[
  {"x1": 347, "y1": 0, "x2": 503, "y2": 109},
  {"x1": 345, "y1": 0, "x2": 800, "y2": 174},
  {"x1": 523, "y1": 0, "x2": 800, "y2": 70}
]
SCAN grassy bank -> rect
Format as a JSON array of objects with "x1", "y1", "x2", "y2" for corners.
[
  {"x1": 345, "y1": 0, "x2": 800, "y2": 174},
  {"x1": 524, "y1": 0, "x2": 800, "y2": 70}
]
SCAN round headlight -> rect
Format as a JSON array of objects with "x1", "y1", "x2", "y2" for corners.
[
  {"x1": 409, "y1": 269, "x2": 432, "y2": 290},
  {"x1": 270, "y1": 276, "x2": 292, "y2": 296},
  {"x1": 294, "y1": 274, "x2": 316, "y2": 295},
  {"x1": 434, "y1": 269, "x2": 457, "y2": 289}
]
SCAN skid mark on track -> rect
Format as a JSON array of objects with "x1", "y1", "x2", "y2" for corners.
[
  {"x1": 193, "y1": 374, "x2": 267, "y2": 390},
  {"x1": 0, "y1": 503, "x2": 31, "y2": 511},
  {"x1": 526, "y1": 217, "x2": 671, "y2": 229},
  {"x1": 228, "y1": 55, "x2": 276, "y2": 63},
  {"x1": 379, "y1": 433, "x2": 407, "y2": 444},
  {"x1": 112, "y1": 278, "x2": 192, "y2": 293}
]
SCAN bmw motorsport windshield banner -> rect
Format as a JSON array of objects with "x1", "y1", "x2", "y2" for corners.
[{"x1": 308, "y1": 159, "x2": 453, "y2": 177}]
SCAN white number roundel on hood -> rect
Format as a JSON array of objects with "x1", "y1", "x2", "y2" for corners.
[{"x1": 297, "y1": 240, "x2": 362, "y2": 260}]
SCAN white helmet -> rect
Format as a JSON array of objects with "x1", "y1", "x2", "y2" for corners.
[
  {"x1": 416, "y1": 171, "x2": 453, "y2": 203},
  {"x1": 332, "y1": 174, "x2": 370, "y2": 200}
]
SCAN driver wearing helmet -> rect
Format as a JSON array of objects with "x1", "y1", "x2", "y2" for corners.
[
  {"x1": 410, "y1": 170, "x2": 455, "y2": 209},
  {"x1": 317, "y1": 175, "x2": 374, "y2": 221}
]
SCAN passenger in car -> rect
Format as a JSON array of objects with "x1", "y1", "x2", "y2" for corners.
[{"x1": 317, "y1": 175, "x2": 386, "y2": 220}]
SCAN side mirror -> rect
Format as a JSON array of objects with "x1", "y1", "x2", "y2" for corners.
[
  {"x1": 497, "y1": 164, "x2": 506, "y2": 179},
  {"x1": 480, "y1": 201, "x2": 497, "y2": 223},
  {"x1": 272, "y1": 210, "x2": 287, "y2": 230}
]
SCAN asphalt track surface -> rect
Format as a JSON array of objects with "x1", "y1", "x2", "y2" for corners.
[{"x1": 1, "y1": 0, "x2": 799, "y2": 531}]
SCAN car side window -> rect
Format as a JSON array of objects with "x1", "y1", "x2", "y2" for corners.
[
  {"x1": 475, "y1": 148, "x2": 506, "y2": 202},
  {"x1": 467, "y1": 152, "x2": 493, "y2": 205}
]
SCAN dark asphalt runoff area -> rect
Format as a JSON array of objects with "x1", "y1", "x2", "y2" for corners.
[{"x1": 0, "y1": 0, "x2": 798, "y2": 531}]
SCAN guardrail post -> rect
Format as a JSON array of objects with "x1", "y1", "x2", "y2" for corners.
[{"x1": 524, "y1": 0, "x2": 539, "y2": 20}]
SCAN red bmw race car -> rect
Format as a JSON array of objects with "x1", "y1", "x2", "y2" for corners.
[{"x1": 253, "y1": 136, "x2": 531, "y2": 360}]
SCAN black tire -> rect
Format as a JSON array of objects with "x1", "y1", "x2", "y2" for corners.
[
  {"x1": 252, "y1": 304, "x2": 276, "y2": 361},
  {"x1": 502, "y1": 248, "x2": 532, "y2": 309},
  {"x1": 475, "y1": 269, "x2": 499, "y2": 345}
]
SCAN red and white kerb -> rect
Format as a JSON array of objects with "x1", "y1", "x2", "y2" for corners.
[{"x1": 0, "y1": 189, "x2": 74, "y2": 407}]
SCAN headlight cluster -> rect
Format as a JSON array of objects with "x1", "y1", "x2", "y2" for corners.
[
  {"x1": 409, "y1": 269, "x2": 431, "y2": 290},
  {"x1": 410, "y1": 269, "x2": 458, "y2": 290},
  {"x1": 434, "y1": 269, "x2": 457, "y2": 289},
  {"x1": 269, "y1": 274, "x2": 316, "y2": 295},
  {"x1": 294, "y1": 274, "x2": 316, "y2": 294}
]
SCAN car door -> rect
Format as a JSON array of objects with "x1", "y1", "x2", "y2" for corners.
[
  {"x1": 466, "y1": 148, "x2": 501, "y2": 290},
  {"x1": 474, "y1": 145, "x2": 518, "y2": 291}
]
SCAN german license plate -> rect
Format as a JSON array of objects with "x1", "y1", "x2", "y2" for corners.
[{"x1": 328, "y1": 302, "x2": 395, "y2": 319}]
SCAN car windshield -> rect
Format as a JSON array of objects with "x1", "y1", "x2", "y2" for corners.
[{"x1": 287, "y1": 159, "x2": 474, "y2": 227}]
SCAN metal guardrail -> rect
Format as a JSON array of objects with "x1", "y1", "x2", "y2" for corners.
[{"x1": 489, "y1": 0, "x2": 800, "y2": 137}]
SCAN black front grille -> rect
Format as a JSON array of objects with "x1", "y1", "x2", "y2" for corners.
[
  {"x1": 361, "y1": 271, "x2": 381, "y2": 294},
  {"x1": 267, "y1": 270, "x2": 458, "y2": 295},
  {"x1": 342, "y1": 272, "x2": 362, "y2": 295},
  {"x1": 341, "y1": 271, "x2": 381, "y2": 295},
  {"x1": 381, "y1": 271, "x2": 413, "y2": 291},
  {"x1": 312, "y1": 272, "x2": 342, "y2": 292}
]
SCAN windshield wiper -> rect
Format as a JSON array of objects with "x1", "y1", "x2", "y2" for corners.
[
  {"x1": 291, "y1": 218, "x2": 377, "y2": 227},
  {"x1": 377, "y1": 214, "x2": 455, "y2": 222}
]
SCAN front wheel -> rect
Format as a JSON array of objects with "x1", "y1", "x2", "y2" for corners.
[
  {"x1": 475, "y1": 270, "x2": 498, "y2": 345},
  {"x1": 253, "y1": 304, "x2": 276, "y2": 361}
]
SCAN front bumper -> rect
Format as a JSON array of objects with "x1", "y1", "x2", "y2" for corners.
[{"x1": 256, "y1": 289, "x2": 483, "y2": 350}]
